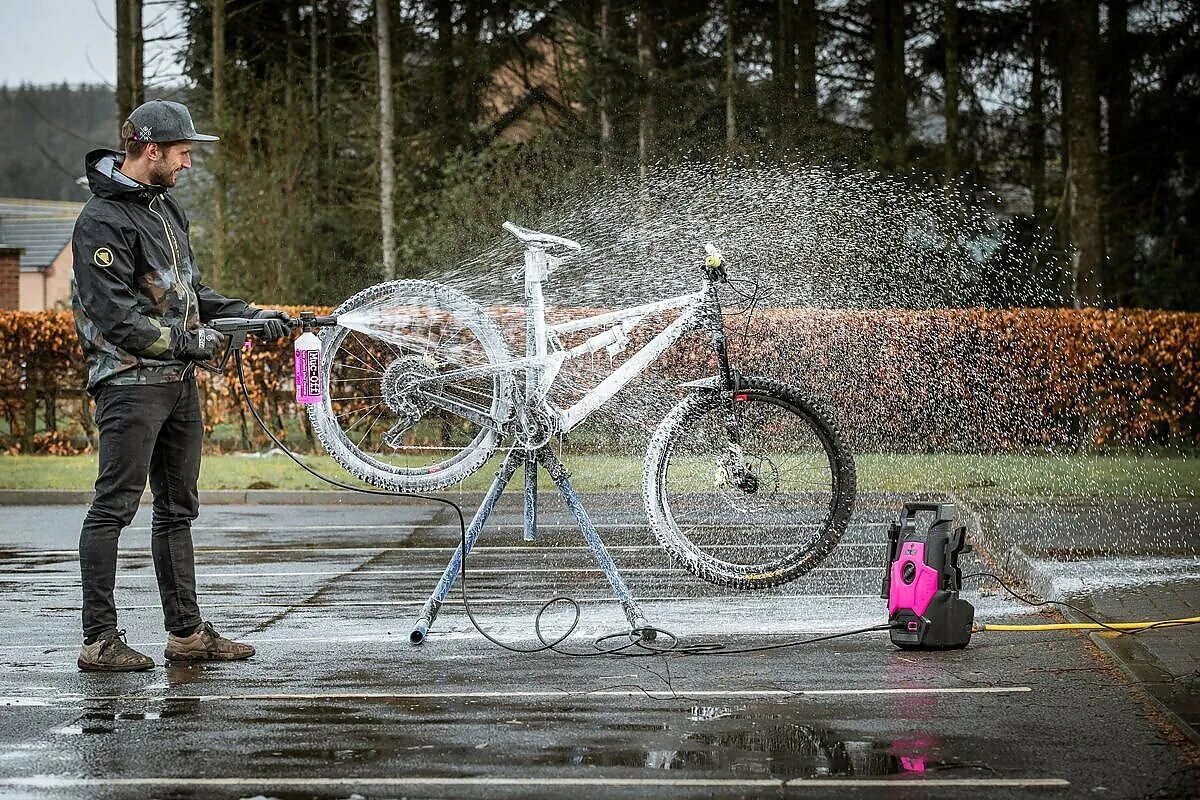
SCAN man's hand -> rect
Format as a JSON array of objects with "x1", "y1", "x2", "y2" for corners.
[
  {"x1": 173, "y1": 325, "x2": 223, "y2": 361},
  {"x1": 249, "y1": 309, "x2": 293, "y2": 341}
]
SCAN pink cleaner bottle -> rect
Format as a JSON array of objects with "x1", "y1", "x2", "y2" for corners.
[{"x1": 294, "y1": 330, "x2": 323, "y2": 405}]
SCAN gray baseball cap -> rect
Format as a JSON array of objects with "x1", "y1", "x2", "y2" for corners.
[{"x1": 126, "y1": 99, "x2": 219, "y2": 144}]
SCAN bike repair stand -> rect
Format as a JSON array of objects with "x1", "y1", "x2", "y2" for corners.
[{"x1": 408, "y1": 446, "x2": 654, "y2": 644}]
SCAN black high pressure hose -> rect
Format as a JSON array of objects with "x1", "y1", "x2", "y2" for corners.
[{"x1": 231, "y1": 347, "x2": 893, "y2": 656}]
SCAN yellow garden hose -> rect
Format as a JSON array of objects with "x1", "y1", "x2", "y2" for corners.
[
  {"x1": 976, "y1": 616, "x2": 1200, "y2": 633},
  {"x1": 963, "y1": 572, "x2": 1200, "y2": 636}
]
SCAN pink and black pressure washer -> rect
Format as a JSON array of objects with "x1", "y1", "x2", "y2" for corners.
[{"x1": 881, "y1": 502, "x2": 975, "y2": 650}]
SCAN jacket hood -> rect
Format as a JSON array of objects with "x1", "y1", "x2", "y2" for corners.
[{"x1": 84, "y1": 148, "x2": 162, "y2": 201}]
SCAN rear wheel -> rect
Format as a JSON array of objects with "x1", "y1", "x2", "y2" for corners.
[
  {"x1": 642, "y1": 377, "x2": 855, "y2": 589},
  {"x1": 307, "y1": 280, "x2": 513, "y2": 492}
]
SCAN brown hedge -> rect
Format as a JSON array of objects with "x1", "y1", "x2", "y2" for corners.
[{"x1": 1, "y1": 308, "x2": 1196, "y2": 454}]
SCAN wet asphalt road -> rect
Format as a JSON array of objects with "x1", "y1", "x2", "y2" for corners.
[{"x1": 0, "y1": 495, "x2": 1195, "y2": 799}]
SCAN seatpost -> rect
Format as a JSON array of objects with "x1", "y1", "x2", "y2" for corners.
[
  {"x1": 522, "y1": 244, "x2": 551, "y2": 542},
  {"x1": 524, "y1": 246, "x2": 550, "y2": 396}
]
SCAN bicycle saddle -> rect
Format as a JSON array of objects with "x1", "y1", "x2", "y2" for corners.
[{"x1": 502, "y1": 221, "x2": 582, "y2": 253}]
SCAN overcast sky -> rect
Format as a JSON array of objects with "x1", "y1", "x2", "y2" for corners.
[{"x1": 0, "y1": 0, "x2": 184, "y2": 88}]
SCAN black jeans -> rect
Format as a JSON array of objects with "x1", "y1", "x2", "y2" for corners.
[{"x1": 80, "y1": 380, "x2": 204, "y2": 640}]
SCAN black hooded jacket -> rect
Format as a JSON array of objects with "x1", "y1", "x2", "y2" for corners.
[{"x1": 71, "y1": 148, "x2": 256, "y2": 392}]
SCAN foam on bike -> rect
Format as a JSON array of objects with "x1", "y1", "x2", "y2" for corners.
[{"x1": 304, "y1": 222, "x2": 856, "y2": 590}]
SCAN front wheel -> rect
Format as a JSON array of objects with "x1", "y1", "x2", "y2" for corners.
[{"x1": 642, "y1": 377, "x2": 855, "y2": 589}]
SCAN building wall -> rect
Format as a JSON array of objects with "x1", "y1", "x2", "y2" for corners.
[
  {"x1": 17, "y1": 271, "x2": 42, "y2": 310},
  {"x1": 0, "y1": 247, "x2": 22, "y2": 310},
  {"x1": 44, "y1": 243, "x2": 72, "y2": 310},
  {"x1": 16, "y1": 244, "x2": 73, "y2": 311}
]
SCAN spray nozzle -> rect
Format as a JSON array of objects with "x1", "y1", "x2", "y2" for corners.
[{"x1": 297, "y1": 311, "x2": 339, "y2": 331}]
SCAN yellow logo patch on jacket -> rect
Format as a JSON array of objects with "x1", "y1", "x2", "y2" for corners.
[{"x1": 93, "y1": 247, "x2": 115, "y2": 268}]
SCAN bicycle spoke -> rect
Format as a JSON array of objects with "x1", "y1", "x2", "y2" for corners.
[
  {"x1": 339, "y1": 401, "x2": 382, "y2": 426},
  {"x1": 656, "y1": 390, "x2": 841, "y2": 571},
  {"x1": 355, "y1": 407, "x2": 386, "y2": 450}
]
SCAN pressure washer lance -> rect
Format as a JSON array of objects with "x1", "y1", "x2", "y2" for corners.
[
  {"x1": 206, "y1": 311, "x2": 338, "y2": 404},
  {"x1": 882, "y1": 502, "x2": 975, "y2": 650}
]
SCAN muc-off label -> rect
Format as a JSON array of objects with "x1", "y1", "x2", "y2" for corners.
[{"x1": 294, "y1": 345, "x2": 322, "y2": 405}]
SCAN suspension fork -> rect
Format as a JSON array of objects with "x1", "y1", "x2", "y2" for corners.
[{"x1": 703, "y1": 281, "x2": 743, "y2": 447}]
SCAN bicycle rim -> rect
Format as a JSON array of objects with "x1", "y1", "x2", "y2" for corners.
[
  {"x1": 309, "y1": 281, "x2": 510, "y2": 491},
  {"x1": 646, "y1": 380, "x2": 853, "y2": 587}
]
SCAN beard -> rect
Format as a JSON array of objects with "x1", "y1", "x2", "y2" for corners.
[{"x1": 150, "y1": 162, "x2": 179, "y2": 187}]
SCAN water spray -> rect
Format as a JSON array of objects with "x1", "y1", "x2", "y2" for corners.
[
  {"x1": 213, "y1": 318, "x2": 1197, "y2": 656},
  {"x1": 199, "y1": 197, "x2": 1193, "y2": 657}
]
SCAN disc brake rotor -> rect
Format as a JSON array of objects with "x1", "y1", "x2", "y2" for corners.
[{"x1": 713, "y1": 451, "x2": 782, "y2": 513}]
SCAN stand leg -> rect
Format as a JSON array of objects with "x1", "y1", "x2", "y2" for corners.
[
  {"x1": 409, "y1": 449, "x2": 523, "y2": 644},
  {"x1": 538, "y1": 449, "x2": 655, "y2": 640},
  {"x1": 523, "y1": 451, "x2": 538, "y2": 542}
]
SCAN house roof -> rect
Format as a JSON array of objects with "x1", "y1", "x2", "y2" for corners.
[{"x1": 0, "y1": 198, "x2": 84, "y2": 272}]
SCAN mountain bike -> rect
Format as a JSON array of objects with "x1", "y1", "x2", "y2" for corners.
[{"x1": 307, "y1": 222, "x2": 856, "y2": 592}]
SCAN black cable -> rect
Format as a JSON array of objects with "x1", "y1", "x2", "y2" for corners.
[
  {"x1": 723, "y1": 275, "x2": 763, "y2": 340},
  {"x1": 962, "y1": 571, "x2": 1200, "y2": 636},
  {"x1": 233, "y1": 348, "x2": 888, "y2": 657},
  {"x1": 235, "y1": 350, "x2": 589, "y2": 654}
]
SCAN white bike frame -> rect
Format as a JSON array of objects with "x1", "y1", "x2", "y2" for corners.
[
  {"x1": 529, "y1": 257, "x2": 709, "y2": 434},
  {"x1": 413, "y1": 222, "x2": 722, "y2": 440}
]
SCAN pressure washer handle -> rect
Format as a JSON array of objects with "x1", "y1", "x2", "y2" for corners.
[
  {"x1": 901, "y1": 501, "x2": 956, "y2": 522},
  {"x1": 194, "y1": 316, "x2": 295, "y2": 375},
  {"x1": 208, "y1": 313, "x2": 339, "y2": 335}
]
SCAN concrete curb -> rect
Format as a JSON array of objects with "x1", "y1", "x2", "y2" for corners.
[{"x1": 951, "y1": 493, "x2": 1200, "y2": 748}]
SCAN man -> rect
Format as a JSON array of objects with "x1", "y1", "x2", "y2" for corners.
[{"x1": 71, "y1": 99, "x2": 291, "y2": 671}]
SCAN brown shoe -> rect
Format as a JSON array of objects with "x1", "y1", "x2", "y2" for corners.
[
  {"x1": 164, "y1": 621, "x2": 255, "y2": 662},
  {"x1": 78, "y1": 629, "x2": 155, "y2": 672}
]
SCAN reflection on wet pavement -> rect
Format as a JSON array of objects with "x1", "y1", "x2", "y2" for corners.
[{"x1": 0, "y1": 502, "x2": 1193, "y2": 798}]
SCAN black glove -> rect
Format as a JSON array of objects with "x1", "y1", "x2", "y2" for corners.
[
  {"x1": 173, "y1": 325, "x2": 223, "y2": 361},
  {"x1": 249, "y1": 308, "x2": 293, "y2": 341}
]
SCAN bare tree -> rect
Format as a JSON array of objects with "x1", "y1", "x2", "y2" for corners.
[
  {"x1": 435, "y1": 0, "x2": 453, "y2": 154},
  {"x1": 1106, "y1": 0, "x2": 1133, "y2": 304},
  {"x1": 114, "y1": 0, "x2": 143, "y2": 139},
  {"x1": 377, "y1": 0, "x2": 397, "y2": 280},
  {"x1": 796, "y1": 0, "x2": 817, "y2": 118},
  {"x1": 637, "y1": 0, "x2": 656, "y2": 180},
  {"x1": 1062, "y1": 0, "x2": 1103, "y2": 306},
  {"x1": 211, "y1": 0, "x2": 226, "y2": 286},
  {"x1": 943, "y1": 0, "x2": 959, "y2": 183},
  {"x1": 598, "y1": 0, "x2": 612, "y2": 166},
  {"x1": 1029, "y1": 0, "x2": 1046, "y2": 229},
  {"x1": 724, "y1": 0, "x2": 737, "y2": 150},
  {"x1": 870, "y1": 0, "x2": 907, "y2": 169}
]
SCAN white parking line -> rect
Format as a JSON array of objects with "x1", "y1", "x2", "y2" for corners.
[
  {"x1": 38, "y1": 594, "x2": 883, "y2": 611},
  {"x1": 0, "y1": 776, "x2": 1070, "y2": 790},
  {"x1": 0, "y1": 566, "x2": 882, "y2": 582},
  {"x1": 0, "y1": 542, "x2": 888, "y2": 558},
  {"x1": 0, "y1": 621, "x2": 896, "y2": 651},
  {"x1": 121, "y1": 522, "x2": 891, "y2": 533},
  {"x1": 11, "y1": 687, "x2": 1031, "y2": 702}
]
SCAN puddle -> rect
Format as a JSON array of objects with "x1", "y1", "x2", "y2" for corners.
[
  {"x1": 23, "y1": 694, "x2": 995, "y2": 781},
  {"x1": 558, "y1": 708, "x2": 957, "y2": 777}
]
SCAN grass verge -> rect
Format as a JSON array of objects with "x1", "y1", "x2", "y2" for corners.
[{"x1": 0, "y1": 452, "x2": 1195, "y2": 498}]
